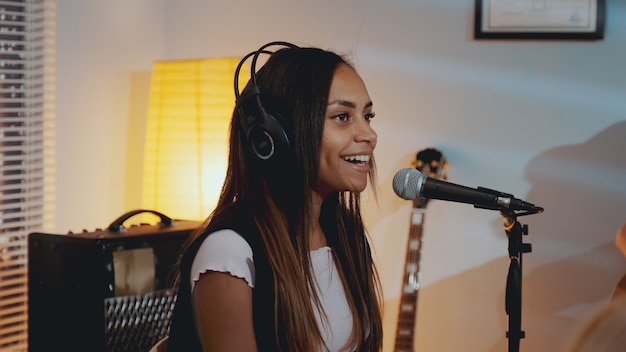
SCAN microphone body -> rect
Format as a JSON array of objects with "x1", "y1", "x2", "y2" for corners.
[{"x1": 392, "y1": 168, "x2": 541, "y2": 212}]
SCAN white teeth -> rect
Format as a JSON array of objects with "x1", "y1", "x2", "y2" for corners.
[{"x1": 343, "y1": 155, "x2": 371, "y2": 163}]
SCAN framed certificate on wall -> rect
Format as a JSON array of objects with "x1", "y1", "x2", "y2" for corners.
[{"x1": 474, "y1": 0, "x2": 606, "y2": 39}]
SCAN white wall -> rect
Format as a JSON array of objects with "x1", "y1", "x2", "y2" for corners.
[
  {"x1": 56, "y1": 0, "x2": 626, "y2": 351},
  {"x1": 56, "y1": 0, "x2": 165, "y2": 230}
]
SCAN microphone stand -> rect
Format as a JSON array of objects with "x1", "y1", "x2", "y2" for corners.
[
  {"x1": 476, "y1": 187, "x2": 542, "y2": 352},
  {"x1": 502, "y1": 210, "x2": 532, "y2": 352}
]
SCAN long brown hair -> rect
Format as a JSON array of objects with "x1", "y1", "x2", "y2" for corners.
[{"x1": 175, "y1": 45, "x2": 383, "y2": 351}]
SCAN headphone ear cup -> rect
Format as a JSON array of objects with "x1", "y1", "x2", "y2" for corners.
[
  {"x1": 246, "y1": 111, "x2": 290, "y2": 161},
  {"x1": 237, "y1": 90, "x2": 290, "y2": 163}
]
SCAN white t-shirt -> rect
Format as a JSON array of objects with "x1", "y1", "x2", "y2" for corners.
[{"x1": 190, "y1": 229, "x2": 355, "y2": 352}]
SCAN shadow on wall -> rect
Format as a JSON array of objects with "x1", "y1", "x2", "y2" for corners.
[
  {"x1": 515, "y1": 119, "x2": 626, "y2": 352},
  {"x1": 413, "y1": 120, "x2": 626, "y2": 352}
]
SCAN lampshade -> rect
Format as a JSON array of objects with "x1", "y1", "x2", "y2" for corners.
[{"x1": 142, "y1": 58, "x2": 249, "y2": 221}]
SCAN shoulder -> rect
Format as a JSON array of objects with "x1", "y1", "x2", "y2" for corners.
[
  {"x1": 198, "y1": 229, "x2": 253, "y2": 256},
  {"x1": 191, "y1": 229, "x2": 255, "y2": 288}
]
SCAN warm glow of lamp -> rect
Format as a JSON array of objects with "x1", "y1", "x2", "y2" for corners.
[{"x1": 142, "y1": 58, "x2": 248, "y2": 221}]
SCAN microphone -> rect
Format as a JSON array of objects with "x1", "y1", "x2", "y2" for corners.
[{"x1": 392, "y1": 168, "x2": 543, "y2": 212}]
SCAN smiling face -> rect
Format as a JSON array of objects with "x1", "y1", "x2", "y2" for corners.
[{"x1": 317, "y1": 63, "x2": 377, "y2": 198}]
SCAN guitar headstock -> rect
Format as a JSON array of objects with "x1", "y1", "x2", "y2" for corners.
[
  {"x1": 412, "y1": 148, "x2": 449, "y2": 180},
  {"x1": 411, "y1": 148, "x2": 450, "y2": 207}
]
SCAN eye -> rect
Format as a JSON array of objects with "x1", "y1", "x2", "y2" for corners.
[
  {"x1": 365, "y1": 112, "x2": 375, "y2": 122},
  {"x1": 333, "y1": 113, "x2": 349, "y2": 122}
]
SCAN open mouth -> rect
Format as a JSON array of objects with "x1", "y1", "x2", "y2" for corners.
[{"x1": 343, "y1": 155, "x2": 370, "y2": 165}]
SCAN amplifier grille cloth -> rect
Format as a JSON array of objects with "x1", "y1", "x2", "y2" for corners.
[{"x1": 104, "y1": 288, "x2": 177, "y2": 351}]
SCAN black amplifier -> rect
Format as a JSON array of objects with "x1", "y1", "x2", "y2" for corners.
[{"x1": 28, "y1": 210, "x2": 201, "y2": 352}]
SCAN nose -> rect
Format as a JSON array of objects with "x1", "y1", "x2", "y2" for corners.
[{"x1": 355, "y1": 119, "x2": 377, "y2": 147}]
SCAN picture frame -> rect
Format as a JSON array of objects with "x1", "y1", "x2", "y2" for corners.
[{"x1": 474, "y1": 0, "x2": 606, "y2": 40}]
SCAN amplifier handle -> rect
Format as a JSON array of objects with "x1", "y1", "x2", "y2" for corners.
[{"x1": 107, "y1": 209, "x2": 175, "y2": 233}]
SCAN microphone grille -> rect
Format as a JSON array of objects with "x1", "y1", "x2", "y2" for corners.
[{"x1": 392, "y1": 168, "x2": 424, "y2": 200}]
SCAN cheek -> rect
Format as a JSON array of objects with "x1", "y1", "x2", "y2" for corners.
[
  {"x1": 319, "y1": 138, "x2": 332, "y2": 169},
  {"x1": 320, "y1": 134, "x2": 340, "y2": 163},
  {"x1": 319, "y1": 136, "x2": 340, "y2": 175},
  {"x1": 321, "y1": 127, "x2": 345, "y2": 150}
]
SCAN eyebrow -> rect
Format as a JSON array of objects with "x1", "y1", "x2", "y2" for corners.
[{"x1": 328, "y1": 100, "x2": 373, "y2": 109}]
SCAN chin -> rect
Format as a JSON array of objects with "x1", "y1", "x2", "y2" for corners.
[{"x1": 348, "y1": 183, "x2": 368, "y2": 193}]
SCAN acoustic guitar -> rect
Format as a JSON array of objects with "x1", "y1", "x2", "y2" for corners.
[{"x1": 393, "y1": 148, "x2": 449, "y2": 352}]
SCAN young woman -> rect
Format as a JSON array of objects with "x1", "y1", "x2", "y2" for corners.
[{"x1": 166, "y1": 42, "x2": 383, "y2": 352}]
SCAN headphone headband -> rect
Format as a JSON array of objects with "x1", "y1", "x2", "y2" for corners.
[{"x1": 234, "y1": 41, "x2": 299, "y2": 102}]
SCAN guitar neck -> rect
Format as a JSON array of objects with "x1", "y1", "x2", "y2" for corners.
[
  {"x1": 394, "y1": 147, "x2": 448, "y2": 352},
  {"x1": 394, "y1": 204, "x2": 426, "y2": 352}
]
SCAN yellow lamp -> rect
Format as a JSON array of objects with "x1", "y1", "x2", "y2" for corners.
[{"x1": 142, "y1": 58, "x2": 249, "y2": 221}]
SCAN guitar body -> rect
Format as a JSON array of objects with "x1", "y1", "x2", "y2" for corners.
[{"x1": 393, "y1": 148, "x2": 448, "y2": 352}]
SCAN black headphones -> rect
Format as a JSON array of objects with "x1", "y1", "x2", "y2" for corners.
[{"x1": 234, "y1": 41, "x2": 300, "y2": 163}]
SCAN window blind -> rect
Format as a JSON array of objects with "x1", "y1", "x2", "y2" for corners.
[{"x1": 0, "y1": 0, "x2": 56, "y2": 351}]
